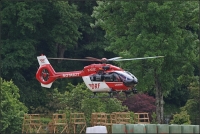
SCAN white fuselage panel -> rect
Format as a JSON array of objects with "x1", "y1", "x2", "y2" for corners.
[{"x1": 82, "y1": 76, "x2": 111, "y2": 92}]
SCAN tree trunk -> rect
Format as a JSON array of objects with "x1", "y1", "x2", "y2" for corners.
[
  {"x1": 154, "y1": 69, "x2": 164, "y2": 124},
  {"x1": 160, "y1": 93, "x2": 164, "y2": 123},
  {"x1": 56, "y1": 44, "x2": 66, "y2": 63},
  {"x1": 155, "y1": 84, "x2": 161, "y2": 123}
]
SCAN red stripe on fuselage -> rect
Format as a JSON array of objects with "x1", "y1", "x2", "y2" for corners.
[{"x1": 105, "y1": 82, "x2": 128, "y2": 91}]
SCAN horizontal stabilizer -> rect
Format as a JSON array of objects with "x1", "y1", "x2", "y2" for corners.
[{"x1": 41, "y1": 83, "x2": 53, "y2": 88}]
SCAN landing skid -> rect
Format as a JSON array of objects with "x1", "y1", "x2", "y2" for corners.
[
  {"x1": 91, "y1": 92, "x2": 113, "y2": 98},
  {"x1": 91, "y1": 96, "x2": 114, "y2": 99},
  {"x1": 90, "y1": 88, "x2": 137, "y2": 99}
]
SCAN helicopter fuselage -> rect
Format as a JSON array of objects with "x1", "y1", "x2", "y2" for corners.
[
  {"x1": 36, "y1": 56, "x2": 138, "y2": 92},
  {"x1": 82, "y1": 64, "x2": 138, "y2": 92},
  {"x1": 36, "y1": 55, "x2": 164, "y2": 95},
  {"x1": 36, "y1": 55, "x2": 138, "y2": 92}
]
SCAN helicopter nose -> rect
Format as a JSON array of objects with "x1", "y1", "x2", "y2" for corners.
[
  {"x1": 123, "y1": 78, "x2": 138, "y2": 87},
  {"x1": 133, "y1": 76, "x2": 138, "y2": 84}
]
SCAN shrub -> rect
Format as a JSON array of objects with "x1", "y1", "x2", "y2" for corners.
[
  {"x1": 122, "y1": 93, "x2": 156, "y2": 121},
  {"x1": 170, "y1": 111, "x2": 191, "y2": 125},
  {"x1": 1, "y1": 78, "x2": 28, "y2": 134}
]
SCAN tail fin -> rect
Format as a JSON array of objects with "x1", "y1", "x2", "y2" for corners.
[
  {"x1": 37, "y1": 55, "x2": 51, "y2": 66},
  {"x1": 36, "y1": 55, "x2": 56, "y2": 88}
]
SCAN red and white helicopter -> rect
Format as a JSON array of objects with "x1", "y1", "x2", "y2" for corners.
[{"x1": 36, "y1": 55, "x2": 164, "y2": 97}]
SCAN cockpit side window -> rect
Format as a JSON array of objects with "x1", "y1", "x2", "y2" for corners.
[
  {"x1": 113, "y1": 73, "x2": 121, "y2": 82},
  {"x1": 90, "y1": 72, "x2": 123, "y2": 82},
  {"x1": 118, "y1": 74, "x2": 126, "y2": 81}
]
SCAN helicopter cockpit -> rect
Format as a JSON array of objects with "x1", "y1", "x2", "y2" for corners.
[
  {"x1": 89, "y1": 71, "x2": 138, "y2": 87},
  {"x1": 115, "y1": 71, "x2": 138, "y2": 87}
]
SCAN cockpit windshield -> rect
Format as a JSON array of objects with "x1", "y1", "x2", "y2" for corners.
[{"x1": 115, "y1": 71, "x2": 134, "y2": 81}]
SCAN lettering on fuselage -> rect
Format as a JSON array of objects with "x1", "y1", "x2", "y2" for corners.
[
  {"x1": 63, "y1": 73, "x2": 79, "y2": 77},
  {"x1": 89, "y1": 83, "x2": 100, "y2": 89},
  {"x1": 115, "y1": 84, "x2": 123, "y2": 86},
  {"x1": 40, "y1": 59, "x2": 45, "y2": 63},
  {"x1": 87, "y1": 68, "x2": 96, "y2": 72}
]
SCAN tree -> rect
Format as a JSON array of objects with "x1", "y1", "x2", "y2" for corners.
[
  {"x1": 1, "y1": 1, "x2": 82, "y2": 110},
  {"x1": 1, "y1": 0, "x2": 117, "y2": 113},
  {"x1": 0, "y1": 78, "x2": 28, "y2": 134},
  {"x1": 50, "y1": 1, "x2": 82, "y2": 59},
  {"x1": 52, "y1": 0, "x2": 117, "y2": 91},
  {"x1": 69, "y1": 0, "x2": 111, "y2": 57},
  {"x1": 92, "y1": 1, "x2": 199, "y2": 123}
]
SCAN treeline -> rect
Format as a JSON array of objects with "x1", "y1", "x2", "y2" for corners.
[
  {"x1": 1, "y1": 0, "x2": 199, "y2": 132},
  {"x1": 1, "y1": 0, "x2": 113, "y2": 109}
]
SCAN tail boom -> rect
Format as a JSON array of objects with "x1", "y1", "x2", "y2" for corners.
[{"x1": 36, "y1": 55, "x2": 84, "y2": 88}]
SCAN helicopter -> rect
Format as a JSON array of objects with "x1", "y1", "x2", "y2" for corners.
[{"x1": 36, "y1": 55, "x2": 164, "y2": 97}]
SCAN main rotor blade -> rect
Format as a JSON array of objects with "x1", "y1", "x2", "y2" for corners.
[
  {"x1": 48, "y1": 58, "x2": 96, "y2": 61},
  {"x1": 85, "y1": 57, "x2": 102, "y2": 61},
  {"x1": 114, "y1": 56, "x2": 164, "y2": 61},
  {"x1": 108, "y1": 57, "x2": 122, "y2": 61},
  {"x1": 48, "y1": 56, "x2": 164, "y2": 62}
]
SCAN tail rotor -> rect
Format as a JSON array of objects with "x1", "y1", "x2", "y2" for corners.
[{"x1": 41, "y1": 68, "x2": 50, "y2": 82}]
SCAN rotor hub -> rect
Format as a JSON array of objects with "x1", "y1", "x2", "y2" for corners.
[{"x1": 101, "y1": 58, "x2": 108, "y2": 63}]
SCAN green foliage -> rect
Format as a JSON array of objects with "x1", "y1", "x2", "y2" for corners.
[
  {"x1": 40, "y1": 117, "x2": 52, "y2": 124},
  {"x1": 170, "y1": 111, "x2": 191, "y2": 125},
  {"x1": 1, "y1": 0, "x2": 116, "y2": 112},
  {"x1": 50, "y1": 1, "x2": 81, "y2": 47},
  {"x1": 1, "y1": 1, "x2": 85, "y2": 111},
  {"x1": 50, "y1": 83, "x2": 128, "y2": 126},
  {"x1": 92, "y1": 1, "x2": 199, "y2": 93},
  {"x1": 92, "y1": 1, "x2": 199, "y2": 123},
  {"x1": 130, "y1": 111, "x2": 135, "y2": 124},
  {"x1": 181, "y1": 99, "x2": 198, "y2": 124},
  {"x1": 151, "y1": 112, "x2": 158, "y2": 124},
  {"x1": 164, "y1": 103, "x2": 180, "y2": 115},
  {"x1": 1, "y1": 0, "x2": 199, "y2": 131},
  {"x1": 164, "y1": 85, "x2": 189, "y2": 107},
  {"x1": 0, "y1": 78, "x2": 28, "y2": 134},
  {"x1": 180, "y1": 77, "x2": 199, "y2": 124}
]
